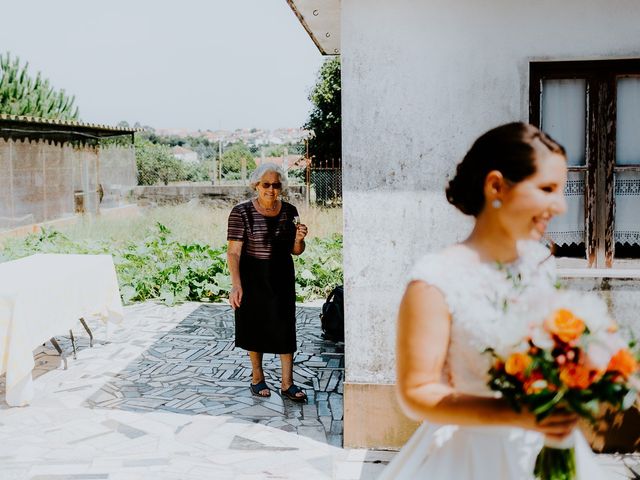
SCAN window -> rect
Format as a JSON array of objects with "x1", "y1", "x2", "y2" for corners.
[{"x1": 530, "y1": 60, "x2": 640, "y2": 268}]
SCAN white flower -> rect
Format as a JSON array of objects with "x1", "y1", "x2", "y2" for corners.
[
  {"x1": 530, "y1": 324, "x2": 554, "y2": 350},
  {"x1": 585, "y1": 331, "x2": 627, "y2": 370},
  {"x1": 530, "y1": 379, "x2": 549, "y2": 391},
  {"x1": 491, "y1": 295, "x2": 542, "y2": 357}
]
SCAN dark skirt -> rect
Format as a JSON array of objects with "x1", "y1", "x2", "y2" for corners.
[{"x1": 235, "y1": 253, "x2": 297, "y2": 354}]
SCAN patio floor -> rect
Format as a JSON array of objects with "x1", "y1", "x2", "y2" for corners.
[
  {"x1": 0, "y1": 302, "x2": 390, "y2": 479},
  {"x1": 0, "y1": 302, "x2": 638, "y2": 479},
  {"x1": 85, "y1": 304, "x2": 344, "y2": 446}
]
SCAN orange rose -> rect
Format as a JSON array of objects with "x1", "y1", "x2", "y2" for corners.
[
  {"x1": 545, "y1": 308, "x2": 585, "y2": 344},
  {"x1": 559, "y1": 363, "x2": 595, "y2": 389},
  {"x1": 505, "y1": 352, "x2": 532, "y2": 380},
  {"x1": 607, "y1": 349, "x2": 638, "y2": 379}
]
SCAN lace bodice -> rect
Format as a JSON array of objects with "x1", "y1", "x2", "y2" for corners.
[{"x1": 409, "y1": 241, "x2": 557, "y2": 397}]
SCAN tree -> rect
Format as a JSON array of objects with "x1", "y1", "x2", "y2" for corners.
[
  {"x1": 305, "y1": 57, "x2": 341, "y2": 167},
  {"x1": 135, "y1": 137, "x2": 184, "y2": 185},
  {"x1": 0, "y1": 52, "x2": 79, "y2": 120},
  {"x1": 221, "y1": 143, "x2": 256, "y2": 179},
  {"x1": 182, "y1": 161, "x2": 211, "y2": 182},
  {"x1": 265, "y1": 144, "x2": 285, "y2": 157}
]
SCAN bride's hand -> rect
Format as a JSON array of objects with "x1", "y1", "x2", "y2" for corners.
[{"x1": 521, "y1": 410, "x2": 579, "y2": 441}]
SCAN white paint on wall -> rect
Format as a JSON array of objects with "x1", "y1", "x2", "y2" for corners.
[{"x1": 342, "y1": 0, "x2": 640, "y2": 383}]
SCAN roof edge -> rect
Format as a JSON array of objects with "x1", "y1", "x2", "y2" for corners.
[
  {"x1": 0, "y1": 113, "x2": 140, "y2": 134},
  {"x1": 286, "y1": 0, "x2": 330, "y2": 55}
]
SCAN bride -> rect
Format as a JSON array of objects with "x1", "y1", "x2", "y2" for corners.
[{"x1": 380, "y1": 123, "x2": 613, "y2": 479}]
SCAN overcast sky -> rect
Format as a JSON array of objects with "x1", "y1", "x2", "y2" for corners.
[{"x1": 0, "y1": 0, "x2": 324, "y2": 130}]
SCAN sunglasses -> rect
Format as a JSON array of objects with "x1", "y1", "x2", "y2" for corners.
[{"x1": 260, "y1": 182, "x2": 282, "y2": 189}]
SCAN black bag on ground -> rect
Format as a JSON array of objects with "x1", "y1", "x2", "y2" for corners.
[{"x1": 320, "y1": 285, "x2": 344, "y2": 342}]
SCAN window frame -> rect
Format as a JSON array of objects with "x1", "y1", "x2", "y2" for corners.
[{"x1": 530, "y1": 59, "x2": 640, "y2": 269}]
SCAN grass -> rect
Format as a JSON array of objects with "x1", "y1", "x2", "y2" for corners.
[{"x1": 56, "y1": 203, "x2": 342, "y2": 248}]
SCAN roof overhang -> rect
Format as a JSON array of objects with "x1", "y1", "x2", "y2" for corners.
[
  {"x1": 0, "y1": 114, "x2": 139, "y2": 144},
  {"x1": 286, "y1": 0, "x2": 340, "y2": 55}
]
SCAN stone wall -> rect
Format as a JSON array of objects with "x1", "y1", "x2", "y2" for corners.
[{"x1": 132, "y1": 185, "x2": 307, "y2": 208}]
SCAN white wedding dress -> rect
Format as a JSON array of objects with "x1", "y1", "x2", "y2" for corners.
[{"x1": 379, "y1": 241, "x2": 614, "y2": 480}]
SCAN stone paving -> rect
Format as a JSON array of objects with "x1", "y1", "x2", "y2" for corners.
[
  {"x1": 84, "y1": 304, "x2": 345, "y2": 447},
  {"x1": 0, "y1": 301, "x2": 639, "y2": 479},
  {"x1": 0, "y1": 302, "x2": 389, "y2": 479}
]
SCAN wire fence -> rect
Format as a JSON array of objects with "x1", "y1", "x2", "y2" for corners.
[{"x1": 309, "y1": 167, "x2": 342, "y2": 206}]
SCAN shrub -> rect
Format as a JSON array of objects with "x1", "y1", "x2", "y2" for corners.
[{"x1": 0, "y1": 224, "x2": 343, "y2": 306}]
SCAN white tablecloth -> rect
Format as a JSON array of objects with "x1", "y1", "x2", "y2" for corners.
[{"x1": 0, "y1": 254, "x2": 123, "y2": 406}]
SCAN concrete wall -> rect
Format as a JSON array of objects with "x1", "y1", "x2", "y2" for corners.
[
  {"x1": 0, "y1": 139, "x2": 138, "y2": 230},
  {"x1": 341, "y1": 0, "x2": 640, "y2": 448},
  {"x1": 98, "y1": 145, "x2": 137, "y2": 207},
  {"x1": 133, "y1": 185, "x2": 307, "y2": 208},
  {"x1": 0, "y1": 139, "x2": 75, "y2": 228},
  {"x1": 70, "y1": 144, "x2": 99, "y2": 215}
]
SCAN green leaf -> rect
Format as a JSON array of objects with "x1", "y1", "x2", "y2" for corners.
[
  {"x1": 532, "y1": 389, "x2": 566, "y2": 418},
  {"x1": 121, "y1": 285, "x2": 137, "y2": 304},
  {"x1": 300, "y1": 269, "x2": 315, "y2": 281},
  {"x1": 160, "y1": 288, "x2": 175, "y2": 306}
]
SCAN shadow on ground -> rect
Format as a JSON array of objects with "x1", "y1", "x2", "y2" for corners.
[{"x1": 80, "y1": 304, "x2": 345, "y2": 446}]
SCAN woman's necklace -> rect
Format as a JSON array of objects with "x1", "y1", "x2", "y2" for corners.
[{"x1": 257, "y1": 199, "x2": 279, "y2": 212}]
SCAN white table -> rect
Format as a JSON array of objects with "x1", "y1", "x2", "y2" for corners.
[{"x1": 0, "y1": 254, "x2": 123, "y2": 406}]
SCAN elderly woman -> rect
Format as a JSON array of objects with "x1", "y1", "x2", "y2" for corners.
[{"x1": 226, "y1": 163, "x2": 308, "y2": 401}]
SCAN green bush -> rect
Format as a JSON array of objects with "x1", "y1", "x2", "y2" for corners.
[
  {"x1": 294, "y1": 234, "x2": 343, "y2": 301},
  {"x1": 221, "y1": 143, "x2": 256, "y2": 177},
  {"x1": 0, "y1": 225, "x2": 343, "y2": 306},
  {"x1": 136, "y1": 138, "x2": 187, "y2": 186}
]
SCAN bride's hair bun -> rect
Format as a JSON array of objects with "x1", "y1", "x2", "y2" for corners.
[{"x1": 445, "y1": 122, "x2": 566, "y2": 217}]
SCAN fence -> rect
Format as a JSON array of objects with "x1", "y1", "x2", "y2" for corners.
[
  {"x1": 307, "y1": 158, "x2": 342, "y2": 206},
  {"x1": 308, "y1": 167, "x2": 342, "y2": 206}
]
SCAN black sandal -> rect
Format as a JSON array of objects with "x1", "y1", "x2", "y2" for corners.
[
  {"x1": 250, "y1": 380, "x2": 271, "y2": 397},
  {"x1": 281, "y1": 384, "x2": 307, "y2": 402}
]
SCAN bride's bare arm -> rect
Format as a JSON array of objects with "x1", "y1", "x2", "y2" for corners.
[{"x1": 396, "y1": 280, "x2": 577, "y2": 438}]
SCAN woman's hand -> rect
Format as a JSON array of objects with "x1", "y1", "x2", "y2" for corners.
[
  {"x1": 295, "y1": 223, "x2": 308, "y2": 243},
  {"x1": 292, "y1": 224, "x2": 308, "y2": 255},
  {"x1": 520, "y1": 410, "x2": 579, "y2": 441},
  {"x1": 229, "y1": 285, "x2": 243, "y2": 309}
]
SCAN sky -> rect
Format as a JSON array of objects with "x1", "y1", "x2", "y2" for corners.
[{"x1": 0, "y1": 0, "x2": 324, "y2": 131}]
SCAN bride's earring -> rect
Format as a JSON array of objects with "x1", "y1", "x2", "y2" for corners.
[{"x1": 491, "y1": 199, "x2": 502, "y2": 209}]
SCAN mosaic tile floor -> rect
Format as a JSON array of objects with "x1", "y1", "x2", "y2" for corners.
[{"x1": 84, "y1": 304, "x2": 344, "y2": 447}]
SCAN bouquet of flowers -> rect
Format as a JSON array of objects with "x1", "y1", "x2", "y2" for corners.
[{"x1": 486, "y1": 291, "x2": 640, "y2": 480}]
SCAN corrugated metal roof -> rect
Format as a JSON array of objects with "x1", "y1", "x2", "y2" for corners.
[{"x1": 0, "y1": 113, "x2": 139, "y2": 135}]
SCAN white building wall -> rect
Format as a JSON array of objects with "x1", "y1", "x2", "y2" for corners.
[{"x1": 342, "y1": 0, "x2": 640, "y2": 385}]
